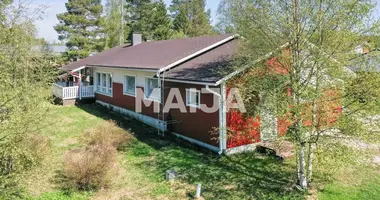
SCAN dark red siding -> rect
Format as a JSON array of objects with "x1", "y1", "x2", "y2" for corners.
[
  {"x1": 95, "y1": 82, "x2": 220, "y2": 147},
  {"x1": 95, "y1": 83, "x2": 159, "y2": 118},
  {"x1": 164, "y1": 82, "x2": 220, "y2": 147}
]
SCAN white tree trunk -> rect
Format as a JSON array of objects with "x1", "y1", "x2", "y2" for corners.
[
  {"x1": 299, "y1": 143, "x2": 308, "y2": 189},
  {"x1": 307, "y1": 142, "x2": 315, "y2": 186}
]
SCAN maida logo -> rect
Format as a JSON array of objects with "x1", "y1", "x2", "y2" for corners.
[{"x1": 134, "y1": 88, "x2": 246, "y2": 114}]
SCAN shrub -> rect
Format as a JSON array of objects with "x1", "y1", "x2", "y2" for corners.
[
  {"x1": 81, "y1": 120, "x2": 131, "y2": 150},
  {"x1": 22, "y1": 133, "x2": 51, "y2": 166},
  {"x1": 61, "y1": 144, "x2": 117, "y2": 191}
]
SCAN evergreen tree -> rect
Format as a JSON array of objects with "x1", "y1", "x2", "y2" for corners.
[
  {"x1": 55, "y1": 0, "x2": 105, "y2": 59},
  {"x1": 169, "y1": 0, "x2": 212, "y2": 37},
  {"x1": 173, "y1": 4, "x2": 190, "y2": 36},
  {"x1": 131, "y1": 0, "x2": 172, "y2": 41},
  {"x1": 187, "y1": 0, "x2": 212, "y2": 36}
]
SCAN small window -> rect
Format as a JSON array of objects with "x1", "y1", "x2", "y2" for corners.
[
  {"x1": 186, "y1": 88, "x2": 200, "y2": 107},
  {"x1": 145, "y1": 78, "x2": 160, "y2": 101},
  {"x1": 124, "y1": 75, "x2": 136, "y2": 96}
]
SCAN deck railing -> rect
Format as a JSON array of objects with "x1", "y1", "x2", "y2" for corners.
[
  {"x1": 82, "y1": 86, "x2": 95, "y2": 98},
  {"x1": 53, "y1": 84, "x2": 94, "y2": 100}
]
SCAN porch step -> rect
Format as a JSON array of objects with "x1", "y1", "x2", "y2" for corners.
[{"x1": 256, "y1": 140, "x2": 295, "y2": 160}]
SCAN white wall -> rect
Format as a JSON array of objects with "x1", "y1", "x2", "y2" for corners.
[{"x1": 92, "y1": 66, "x2": 157, "y2": 87}]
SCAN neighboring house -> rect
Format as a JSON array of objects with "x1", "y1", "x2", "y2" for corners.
[
  {"x1": 50, "y1": 45, "x2": 68, "y2": 56},
  {"x1": 53, "y1": 34, "x2": 329, "y2": 154}
]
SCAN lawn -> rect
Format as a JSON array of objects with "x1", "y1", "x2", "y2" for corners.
[{"x1": 20, "y1": 104, "x2": 380, "y2": 200}]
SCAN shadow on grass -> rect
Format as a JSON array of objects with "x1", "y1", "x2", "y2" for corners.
[{"x1": 78, "y1": 103, "x2": 303, "y2": 199}]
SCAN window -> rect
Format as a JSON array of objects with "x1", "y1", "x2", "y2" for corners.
[
  {"x1": 186, "y1": 88, "x2": 200, "y2": 108},
  {"x1": 108, "y1": 74, "x2": 112, "y2": 94},
  {"x1": 95, "y1": 72, "x2": 112, "y2": 95},
  {"x1": 124, "y1": 75, "x2": 136, "y2": 96},
  {"x1": 96, "y1": 73, "x2": 101, "y2": 87},
  {"x1": 102, "y1": 73, "x2": 107, "y2": 92},
  {"x1": 145, "y1": 78, "x2": 160, "y2": 102}
]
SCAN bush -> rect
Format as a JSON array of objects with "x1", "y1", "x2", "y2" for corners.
[
  {"x1": 81, "y1": 120, "x2": 131, "y2": 150},
  {"x1": 23, "y1": 133, "x2": 51, "y2": 166},
  {"x1": 61, "y1": 144, "x2": 117, "y2": 191}
]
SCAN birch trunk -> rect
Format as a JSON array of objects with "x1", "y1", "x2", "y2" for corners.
[
  {"x1": 307, "y1": 142, "x2": 315, "y2": 186},
  {"x1": 299, "y1": 143, "x2": 308, "y2": 189}
]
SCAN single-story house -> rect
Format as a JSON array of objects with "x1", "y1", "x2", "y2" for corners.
[{"x1": 52, "y1": 34, "x2": 294, "y2": 154}]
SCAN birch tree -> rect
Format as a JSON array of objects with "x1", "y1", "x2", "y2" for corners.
[
  {"x1": 0, "y1": 1, "x2": 55, "y2": 198},
  {"x1": 218, "y1": 0, "x2": 380, "y2": 190}
]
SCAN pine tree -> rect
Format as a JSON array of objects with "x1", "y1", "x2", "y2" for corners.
[
  {"x1": 131, "y1": 0, "x2": 172, "y2": 41},
  {"x1": 169, "y1": 0, "x2": 212, "y2": 37},
  {"x1": 187, "y1": 0, "x2": 212, "y2": 36},
  {"x1": 173, "y1": 4, "x2": 190, "y2": 36},
  {"x1": 55, "y1": 0, "x2": 105, "y2": 59}
]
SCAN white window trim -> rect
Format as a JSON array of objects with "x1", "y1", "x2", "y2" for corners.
[
  {"x1": 144, "y1": 77, "x2": 161, "y2": 103},
  {"x1": 123, "y1": 75, "x2": 137, "y2": 97},
  {"x1": 95, "y1": 71, "x2": 113, "y2": 97},
  {"x1": 186, "y1": 88, "x2": 201, "y2": 108}
]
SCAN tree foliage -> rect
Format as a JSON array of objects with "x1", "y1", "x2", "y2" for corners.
[
  {"x1": 0, "y1": 2, "x2": 55, "y2": 199},
  {"x1": 170, "y1": 0, "x2": 213, "y2": 37},
  {"x1": 127, "y1": 0, "x2": 172, "y2": 41},
  {"x1": 55, "y1": 0, "x2": 105, "y2": 59},
  {"x1": 104, "y1": 0, "x2": 124, "y2": 48},
  {"x1": 218, "y1": 0, "x2": 380, "y2": 190}
]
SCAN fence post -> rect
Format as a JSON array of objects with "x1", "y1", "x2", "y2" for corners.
[{"x1": 79, "y1": 70, "x2": 82, "y2": 100}]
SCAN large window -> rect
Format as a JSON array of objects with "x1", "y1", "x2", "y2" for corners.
[
  {"x1": 145, "y1": 78, "x2": 160, "y2": 102},
  {"x1": 124, "y1": 75, "x2": 136, "y2": 96},
  {"x1": 186, "y1": 88, "x2": 200, "y2": 108},
  {"x1": 95, "y1": 72, "x2": 112, "y2": 95}
]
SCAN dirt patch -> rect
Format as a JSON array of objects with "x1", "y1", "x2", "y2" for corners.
[{"x1": 373, "y1": 156, "x2": 380, "y2": 165}]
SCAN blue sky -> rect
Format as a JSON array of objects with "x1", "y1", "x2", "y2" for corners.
[{"x1": 33, "y1": 0, "x2": 221, "y2": 42}]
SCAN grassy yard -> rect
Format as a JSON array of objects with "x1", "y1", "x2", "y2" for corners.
[{"x1": 20, "y1": 104, "x2": 380, "y2": 200}]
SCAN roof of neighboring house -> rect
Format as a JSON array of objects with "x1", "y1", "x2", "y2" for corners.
[
  {"x1": 348, "y1": 53, "x2": 380, "y2": 72},
  {"x1": 51, "y1": 45, "x2": 67, "y2": 54},
  {"x1": 161, "y1": 39, "x2": 238, "y2": 83},
  {"x1": 61, "y1": 34, "x2": 234, "y2": 72}
]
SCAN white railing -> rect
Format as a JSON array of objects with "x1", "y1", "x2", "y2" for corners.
[
  {"x1": 53, "y1": 84, "x2": 95, "y2": 100},
  {"x1": 62, "y1": 86, "x2": 79, "y2": 99},
  {"x1": 82, "y1": 86, "x2": 95, "y2": 98}
]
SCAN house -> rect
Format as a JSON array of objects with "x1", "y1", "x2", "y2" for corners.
[{"x1": 52, "y1": 34, "x2": 296, "y2": 154}]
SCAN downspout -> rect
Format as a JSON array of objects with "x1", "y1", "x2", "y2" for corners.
[{"x1": 206, "y1": 84, "x2": 226, "y2": 154}]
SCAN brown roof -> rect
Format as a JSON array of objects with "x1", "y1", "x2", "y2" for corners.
[
  {"x1": 162, "y1": 39, "x2": 238, "y2": 83},
  {"x1": 61, "y1": 34, "x2": 234, "y2": 71}
]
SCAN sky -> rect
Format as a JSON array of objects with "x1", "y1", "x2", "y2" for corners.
[{"x1": 32, "y1": 0, "x2": 221, "y2": 43}]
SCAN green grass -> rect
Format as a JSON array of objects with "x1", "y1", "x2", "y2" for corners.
[
  {"x1": 29, "y1": 191, "x2": 91, "y2": 200},
  {"x1": 20, "y1": 103, "x2": 380, "y2": 200},
  {"x1": 319, "y1": 167, "x2": 380, "y2": 200}
]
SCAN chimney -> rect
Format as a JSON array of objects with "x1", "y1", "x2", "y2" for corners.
[{"x1": 132, "y1": 33, "x2": 142, "y2": 46}]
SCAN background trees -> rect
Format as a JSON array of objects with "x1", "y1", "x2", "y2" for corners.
[
  {"x1": 130, "y1": 0, "x2": 172, "y2": 41},
  {"x1": 58, "y1": 0, "x2": 215, "y2": 51},
  {"x1": 170, "y1": 0, "x2": 212, "y2": 37},
  {"x1": 218, "y1": 0, "x2": 380, "y2": 190},
  {"x1": 55, "y1": 0, "x2": 105, "y2": 60}
]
